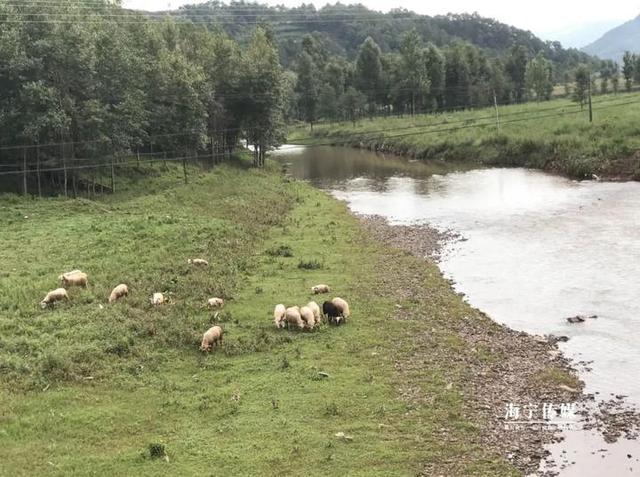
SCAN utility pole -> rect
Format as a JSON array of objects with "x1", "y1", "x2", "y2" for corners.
[
  {"x1": 588, "y1": 72, "x2": 593, "y2": 123},
  {"x1": 493, "y1": 90, "x2": 501, "y2": 132}
]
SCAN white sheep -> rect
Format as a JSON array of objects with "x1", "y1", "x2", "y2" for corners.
[
  {"x1": 200, "y1": 325, "x2": 224, "y2": 352},
  {"x1": 61, "y1": 271, "x2": 88, "y2": 288},
  {"x1": 207, "y1": 297, "x2": 224, "y2": 308},
  {"x1": 40, "y1": 288, "x2": 69, "y2": 308},
  {"x1": 300, "y1": 306, "x2": 315, "y2": 330},
  {"x1": 285, "y1": 306, "x2": 304, "y2": 330},
  {"x1": 273, "y1": 304, "x2": 286, "y2": 328},
  {"x1": 307, "y1": 301, "x2": 321, "y2": 324},
  {"x1": 109, "y1": 284, "x2": 129, "y2": 304},
  {"x1": 188, "y1": 258, "x2": 209, "y2": 267},
  {"x1": 312, "y1": 284, "x2": 330, "y2": 295},
  {"x1": 58, "y1": 270, "x2": 82, "y2": 281},
  {"x1": 332, "y1": 297, "x2": 351, "y2": 319},
  {"x1": 151, "y1": 292, "x2": 165, "y2": 306}
]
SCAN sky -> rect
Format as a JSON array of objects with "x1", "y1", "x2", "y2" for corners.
[{"x1": 123, "y1": 0, "x2": 640, "y2": 47}]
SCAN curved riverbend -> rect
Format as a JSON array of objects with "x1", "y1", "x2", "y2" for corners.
[{"x1": 273, "y1": 144, "x2": 640, "y2": 476}]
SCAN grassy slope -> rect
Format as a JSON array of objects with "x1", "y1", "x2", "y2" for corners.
[
  {"x1": 289, "y1": 92, "x2": 640, "y2": 179},
  {"x1": 0, "y1": 159, "x2": 518, "y2": 476}
]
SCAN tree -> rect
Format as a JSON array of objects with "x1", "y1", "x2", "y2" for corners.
[
  {"x1": 505, "y1": 45, "x2": 529, "y2": 102},
  {"x1": 573, "y1": 66, "x2": 590, "y2": 110},
  {"x1": 444, "y1": 44, "x2": 471, "y2": 108},
  {"x1": 526, "y1": 53, "x2": 554, "y2": 101},
  {"x1": 239, "y1": 27, "x2": 285, "y2": 167},
  {"x1": 612, "y1": 72, "x2": 620, "y2": 95},
  {"x1": 399, "y1": 29, "x2": 430, "y2": 115},
  {"x1": 355, "y1": 37, "x2": 383, "y2": 116},
  {"x1": 340, "y1": 87, "x2": 366, "y2": 126},
  {"x1": 423, "y1": 43, "x2": 446, "y2": 110},
  {"x1": 599, "y1": 60, "x2": 617, "y2": 95},
  {"x1": 622, "y1": 51, "x2": 634, "y2": 92},
  {"x1": 295, "y1": 51, "x2": 320, "y2": 130},
  {"x1": 317, "y1": 84, "x2": 339, "y2": 121}
]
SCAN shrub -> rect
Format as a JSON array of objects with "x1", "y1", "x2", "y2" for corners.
[
  {"x1": 147, "y1": 443, "x2": 167, "y2": 460},
  {"x1": 266, "y1": 244, "x2": 293, "y2": 257},
  {"x1": 297, "y1": 259, "x2": 323, "y2": 270}
]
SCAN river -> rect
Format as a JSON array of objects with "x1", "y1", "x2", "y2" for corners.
[{"x1": 272, "y1": 145, "x2": 640, "y2": 476}]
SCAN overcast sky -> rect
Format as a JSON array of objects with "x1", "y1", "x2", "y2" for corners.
[{"x1": 123, "y1": 0, "x2": 640, "y2": 46}]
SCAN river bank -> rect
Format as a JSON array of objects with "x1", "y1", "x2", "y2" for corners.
[
  {"x1": 357, "y1": 214, "x2": 589, "y2": 475},
  {"x1": 288, "y1": 93, "x2": 640, "y2": 180}
]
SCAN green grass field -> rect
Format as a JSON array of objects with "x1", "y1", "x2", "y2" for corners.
[
  {"x1": 0, "y1": 158, "x2": 538, "y2": 475},
  {"x1": 289, "y1": 92, "x2": 640, "y2": 179}
]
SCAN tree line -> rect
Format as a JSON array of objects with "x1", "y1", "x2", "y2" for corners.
[
  {"x1": 0, "y1": 0, "x2": 288, "y2": 196},
  {"x1": 293, "y1": 32, "x2": 563, "y2": 127}
]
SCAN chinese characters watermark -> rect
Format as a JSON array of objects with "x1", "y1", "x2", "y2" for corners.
[{"x1": 503, "y1": 402, "x2": 579, "y2": 431}]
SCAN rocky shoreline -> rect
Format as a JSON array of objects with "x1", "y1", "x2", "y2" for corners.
[{"x1": 358, "y1": 214, "x2": 639, "y2": 476}]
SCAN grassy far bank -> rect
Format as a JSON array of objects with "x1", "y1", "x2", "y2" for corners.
[
  {"x1": 0, "y1": 158, "x2": 574, "y2": 475},
  {"x1": 288, "y1": 92, "x2": 640, "y2": 180}
]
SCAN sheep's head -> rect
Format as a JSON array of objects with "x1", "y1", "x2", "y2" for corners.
[{"x1": 40, "y1": 301, "x2": 48, "y2": 309}]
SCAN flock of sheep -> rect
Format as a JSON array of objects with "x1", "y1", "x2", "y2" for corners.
[
  {"x1": 39, "y1": 261, "x2": 351, "y2": 354},
  {"x1": 273, "y1": 285, "x2": 350, "y2": 332}
]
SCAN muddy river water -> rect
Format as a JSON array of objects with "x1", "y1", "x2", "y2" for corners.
[{"x1": 273, "y1": 145, "x2": 640, "y2": 476}]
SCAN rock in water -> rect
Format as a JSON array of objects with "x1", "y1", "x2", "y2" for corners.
[{"x1": 567, "y1": 316, "x2": 586, "y2": 324}]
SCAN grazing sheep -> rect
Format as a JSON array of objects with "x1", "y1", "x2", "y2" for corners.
[
  {"x1": 207, "y1": 297, "x2": 224, "y2": 308},
  {"x1": 188, "y1": 258, "x2": 209, "y2": 267},
  {"x1": 40, "y1": 288, "x2": 69, "y2": 309},
  {"x1": 273, "y1": 304, "x2": 286, "y2": 329},
  {"x1": 61, "y1": 271, "x2": 88, "y2": 288},
  {"x1": 307, "y1": 301, "x2": 321, "y2": 324},
  {"x1": 200, "y1": 325, "x2": 223, "y2": 352},
  {"x1": 285, "y1": 306, "x2": 305, "y2": 330},
  {"x1": 109, "y1": 284, "x2": 129, "y2": 304},
  {"x1": 151, "y1": 292, "x2": 165, "y2": 306},
  {"x1": 58, "y1": 270, "x2": 82, "y2": 282},
  {"x1": 322, "y1": 301, "x2": 343, "y2": 326},
  {"x1": 311, "y1": 284, "x2": 330, "y2": 295},
  {"x1": 332, "y1": 297, "x2": 350, "y2": 319},
  {"x1": 300, "y1": 306, "x2": 315, "y2": 330}
]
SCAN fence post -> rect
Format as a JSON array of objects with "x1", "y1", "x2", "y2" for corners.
[
  {"x1": 22, "y1": 147, "x2": 28, "y2": 196},
  {"x1": 183, "y1": 154, "x2": 188, "y2": 184},
  {"x1": 110, "y1": 158, "x2": 115, "y2": 194},
  {"x1": 588, "y1": 73, "x2": 593, "y2": 123},
  {"x1": 493, "y1": 90, "x2": 501, "y2": 132},
  {"x1": 36, "y1": 144, "x2": 41, "y2": 197}
]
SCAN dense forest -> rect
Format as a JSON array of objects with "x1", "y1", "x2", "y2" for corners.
[
  {"x1": 0, "y1": 0, "x2": 621, "y2": 195},
  {"x1": 176, "y1": 2, "x2": 597, "y2": 75},
  {"x1": 0, "y1": 0, "x2": 288, "y2": 196}
]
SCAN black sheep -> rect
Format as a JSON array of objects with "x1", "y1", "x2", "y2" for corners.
[{"x1": 323, "y1": 301, "x2": 343, "y2": 326}]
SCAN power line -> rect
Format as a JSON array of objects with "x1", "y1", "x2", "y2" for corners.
[
  {"x1": 2, "y1": 97, "x2": 637, "y2": 176},
  {"x1": 293, "y1": 98, "x2": 640, "y2": 146},
  {"x1": 0, "y1": 93, "x2": 633, "y2": 154}
]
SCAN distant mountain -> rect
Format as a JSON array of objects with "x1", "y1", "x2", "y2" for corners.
[
  {"x1": 583, "y1": 15, "x2": 640, "y2": 61},
  {"x1": 541, "y1": 20, "x2": 624, "y2": 49}
]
